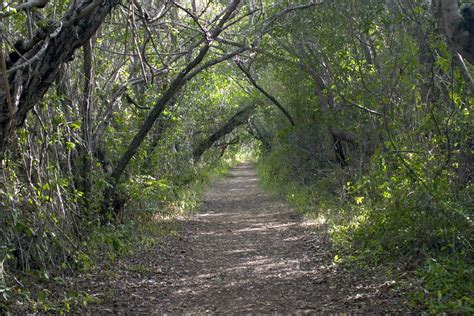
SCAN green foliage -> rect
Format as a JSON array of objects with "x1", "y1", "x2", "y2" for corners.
[
  {"x1": 251, "y1": 0, "x2": 474, "y2": 312},
  {"x1": 1, "y1": 140, "x2": 234, "y2": 312},
  {"x1": 2, "y1": 0, "x2": 473, "y2": 313},
  {"x1": 0, "y1": 215, "x2": 177, "y2": 313},
  {"x1": 259, "y1": 145, "x2": 473, "y2": 313},
  {"x1": 84, "y1": 219, "x2": 179, "y2": 265},
  {"x1": 257, "y1": 140, "x2": 339, "y2": 216},
  {"x1": 258, "y1": 134, "x2": 474, "y2": 311},
  {"x1": 411, "y1": 257, "x2": 474, "y2": 313}
]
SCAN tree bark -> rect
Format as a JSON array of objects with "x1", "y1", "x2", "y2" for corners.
[
  {"x1": 0, "y1": 0, "x2": 120, "y2": 156},
  {"x1": 0, "y1": 33, "x2": 14, "y2": 159},
  {"x1": 438, "y1": 0, "x2": 474, "y2": 64},
  {"x1": 80, "y1": 39, "x2": 94, "y2": 209}
]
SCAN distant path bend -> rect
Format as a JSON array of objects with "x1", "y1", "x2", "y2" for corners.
[{"x1": 90, "y1": 163, "x2": 410, "y2": 313}]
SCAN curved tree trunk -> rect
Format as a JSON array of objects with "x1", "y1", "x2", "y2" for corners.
[
  {"x1": 193, "y1": 105, "x2": 255, "y2": 161},
  {"x1": 101, "y1": 0, "x2": 243, "y2": 220},
  {"x1": 0, "y1": 0, "x2": 120, "y2": 157}
]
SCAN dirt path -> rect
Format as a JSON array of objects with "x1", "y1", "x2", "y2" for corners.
[{"x1": 88, "y1": 163, "x2": 410, "y2": 313}]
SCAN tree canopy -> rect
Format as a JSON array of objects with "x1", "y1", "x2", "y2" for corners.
[{"x1": 0, "y1": 0, "x2": 473, "y2": 313}]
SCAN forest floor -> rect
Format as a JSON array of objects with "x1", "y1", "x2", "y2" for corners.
[{"x1": 82, "y1": 163, "x2": 412, "y2": 313}]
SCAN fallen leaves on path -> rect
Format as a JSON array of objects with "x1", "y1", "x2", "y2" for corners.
[{"x1": 83, "y1": 163, "x2": 411, "y2": 313}]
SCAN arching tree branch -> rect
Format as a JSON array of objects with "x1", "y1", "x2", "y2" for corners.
[
  {"x1": 193, "y1": 105, "x2": 255, "y2": 161},
  {"x1": 0, "y1": 0, "x2": 120, "y2": 156},
  {"x1": 236, "y1": 62, "x2": 295, "y2": 126}
]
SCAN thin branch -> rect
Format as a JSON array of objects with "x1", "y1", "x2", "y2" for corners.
[
  {"x1": 173, "y1": 1, "x2": 208, "y2": 38},
  {"x1": 184, "y1": 46, "x2": 247, "y2": 82},
  {"x1": 0, "y1": 0, "x2": 49, "y2": 18},
  {"x1": 236, "y1": 62, "x2": 295, "y2": 126}
]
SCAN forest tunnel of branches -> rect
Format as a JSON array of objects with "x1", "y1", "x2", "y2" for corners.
[{"x1": 0, "y1": 0, "x2": 473, "y2": 313}]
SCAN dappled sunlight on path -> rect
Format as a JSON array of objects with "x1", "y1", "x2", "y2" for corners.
[{"x1": 88, "y1": 163, "x2": 410, "y2": 313}]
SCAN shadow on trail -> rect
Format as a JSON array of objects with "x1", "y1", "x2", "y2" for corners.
[{"x1": 87, "y1": 163, "x2": 410, "y2": 314}]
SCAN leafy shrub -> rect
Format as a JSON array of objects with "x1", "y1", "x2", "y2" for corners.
[
  {"x1": 411, "y1": 257, "x2": 474, "y2": 313},
  {"x1": 257, "y1": 138, "x2": 474, "y2": 313}
]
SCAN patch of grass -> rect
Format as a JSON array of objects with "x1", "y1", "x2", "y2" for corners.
[{"x1": 125, "y1": 263, "x2": 150, "y2": 274}]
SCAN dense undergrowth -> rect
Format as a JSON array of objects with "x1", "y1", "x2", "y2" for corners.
[
  {"x1": 0, "y1": 157, "x2": 236, "y2": 313},
  {"x1": 248, "y1": 1, "x2": 474, "y2": 312},
  {"x1": 257, "y1": 145, "x2": 474, "y2": 313},
  {"x1": 1, "y1": 0, "x2": 473, "y2": 313}
]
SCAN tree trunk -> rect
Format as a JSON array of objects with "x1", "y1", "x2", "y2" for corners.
[
  {"x1": 0, "y1": 0, "x2": 120, "y2": 156},
  {"x1": 79, "y1": 39, "x2": 94, "y2": 209},
  {"x1": 438, "y1": 0, "x2": 474, "y2": 64},
  {"x1": 193, "y1": 105, "x2": 255, "y2": 161},
  {"x1": 101, "y1": 0, "x2": 243, "y2": 219}
]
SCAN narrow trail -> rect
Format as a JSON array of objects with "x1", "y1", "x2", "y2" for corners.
[{"x1": 87, "y1": 163, "x2": 409, "y2": 313}]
